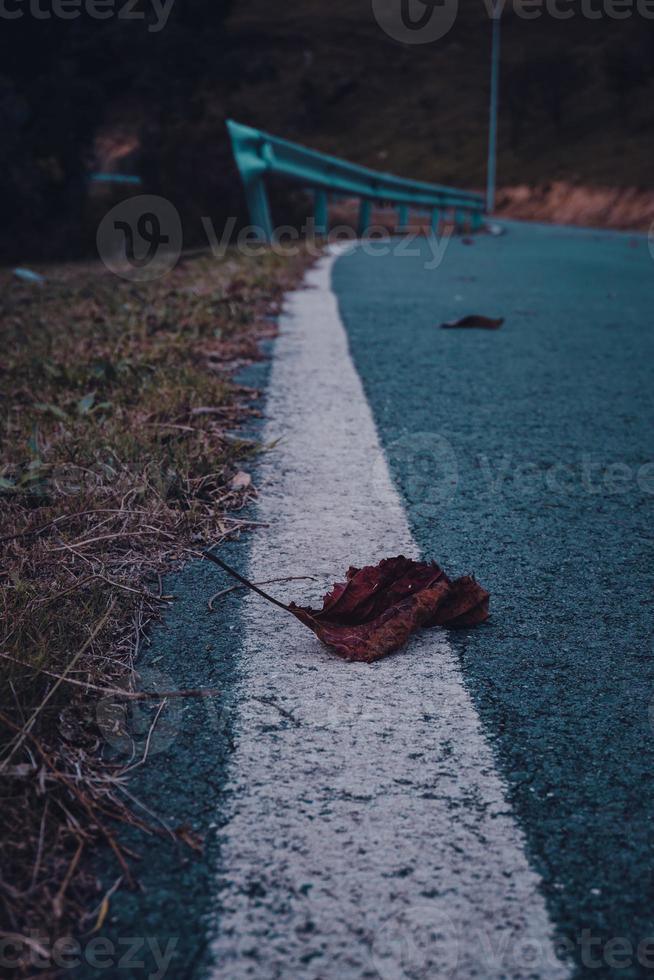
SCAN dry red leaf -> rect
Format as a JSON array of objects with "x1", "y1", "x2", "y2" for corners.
[
  {"x1": 441, "y1": 315, "x2": 504, "y2": 329},
  {"x1": 288, "y1": 557, "x2": 489, "y2": 662},
  {"x1": 204, "y1": 553, "x2": 489, "y2": 664}
]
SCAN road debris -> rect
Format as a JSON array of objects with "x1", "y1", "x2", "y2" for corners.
[
  {"x1": 204, "y1": 553, "x2": 489, "y2": 663},
  {"x1": 441, "y1": 314, "x2": 504, "y2": 329}
]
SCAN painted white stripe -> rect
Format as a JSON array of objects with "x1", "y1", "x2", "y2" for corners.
[{"x1": 209, "y1": 247, "x2": 569, "y2": 980}]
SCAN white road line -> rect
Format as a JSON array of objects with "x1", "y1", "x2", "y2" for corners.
[{"x1": 209, "y1": 247, "x2": 569, "y2": 980}]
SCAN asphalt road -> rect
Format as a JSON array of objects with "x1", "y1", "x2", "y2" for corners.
[
  {"x1": 207, "y1": 249, "x2": 566, "y2": 980},
  {"x1": 84, "y1": 222, "x2": 653, "y2": 980},
  {"x1": 332, "y1": 221, "x2": 654, "y2": 978}
]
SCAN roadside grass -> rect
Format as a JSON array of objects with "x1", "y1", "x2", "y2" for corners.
[{"x1": 0, "y1": 246, "x2": 310, "y2": 968}]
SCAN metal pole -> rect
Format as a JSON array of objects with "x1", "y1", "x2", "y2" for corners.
[
  {"x1": 358, "y1": 199, "x2": 372, "y2": 237},
  {"x1": 486, "y1": 11, "x2": 501, "y2": 214},
  {"x1": 314, "y1": 189, "x2": 328, "y2": 235}
]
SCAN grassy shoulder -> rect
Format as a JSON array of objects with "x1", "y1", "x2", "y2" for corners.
[{"x1": 0, "y1": 245, "x2": 311, "y2": 970}]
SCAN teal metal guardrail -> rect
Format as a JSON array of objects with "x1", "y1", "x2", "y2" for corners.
[
  {"x1": 90, "y1": 173, "x2": 142, "y2": 186},
  {"x1": 226, "y1": 119, "x2": 485, "y2": 241}
]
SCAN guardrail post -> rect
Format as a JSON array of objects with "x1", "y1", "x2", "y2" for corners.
[
  {"x1": 244, "y1": 176, "x2": 274, "y2": 242},
  {"x1": 398, "y1": 204, "x2": 409, "y2": 232},
  {"x1": 471, "y1": 210, "x2": 483, "y2": 232},
  {"x1": 454, "y1": 208, "x2": 466, "y2": 233},
  {"x1": 430, "y1": 208, "x2": 441, "y2": 235},
  {"x1": 358, "y1": 199, "x2": 372, "y2": 237},
  {"x1": 314, "y1": 189, "x2": 328, "y2": 235}
]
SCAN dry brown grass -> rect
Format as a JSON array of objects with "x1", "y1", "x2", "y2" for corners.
[{"x1": 0, "y1": 245, "x2": 311, "y2": 971}]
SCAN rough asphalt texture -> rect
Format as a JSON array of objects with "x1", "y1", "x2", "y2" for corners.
[
  {"x1": 84, "y1": 222, "x2": 653, "y2": 980},
  {"x1": 332, "y1": 222, "x2": 654, "y2": 979},
  {"x1": 208, "y1": 251, "x2": 565, "y2": 980}
]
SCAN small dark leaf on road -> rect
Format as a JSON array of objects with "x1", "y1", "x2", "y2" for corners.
[
  {"x1": 204, "y1": 553, "x2": 489, "y2": 664},
  {"x1": 441, "y1": 315, "x2": 504, "y2": 329}
]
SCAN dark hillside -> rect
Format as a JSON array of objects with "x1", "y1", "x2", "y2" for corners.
[{"x1": 2, "y1": 0, "x2": 654, "y2": 260}]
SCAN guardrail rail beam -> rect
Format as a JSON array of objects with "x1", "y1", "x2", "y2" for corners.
[{"x1": 227, "y1": 119, "x2": 485, "y2": 242}]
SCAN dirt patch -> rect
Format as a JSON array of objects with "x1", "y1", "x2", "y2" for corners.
[{"x1": 496, "y1": 182, "x2": 654, "y2": 232}]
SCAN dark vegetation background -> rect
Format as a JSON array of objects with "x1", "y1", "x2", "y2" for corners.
[{"x1": 2, "y1": 0, "x2": 654, "y2": 262}]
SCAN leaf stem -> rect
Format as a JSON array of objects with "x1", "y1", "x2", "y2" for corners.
[{"x1": 202, "y1": 551, "x2": 291, "y2": 612}]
